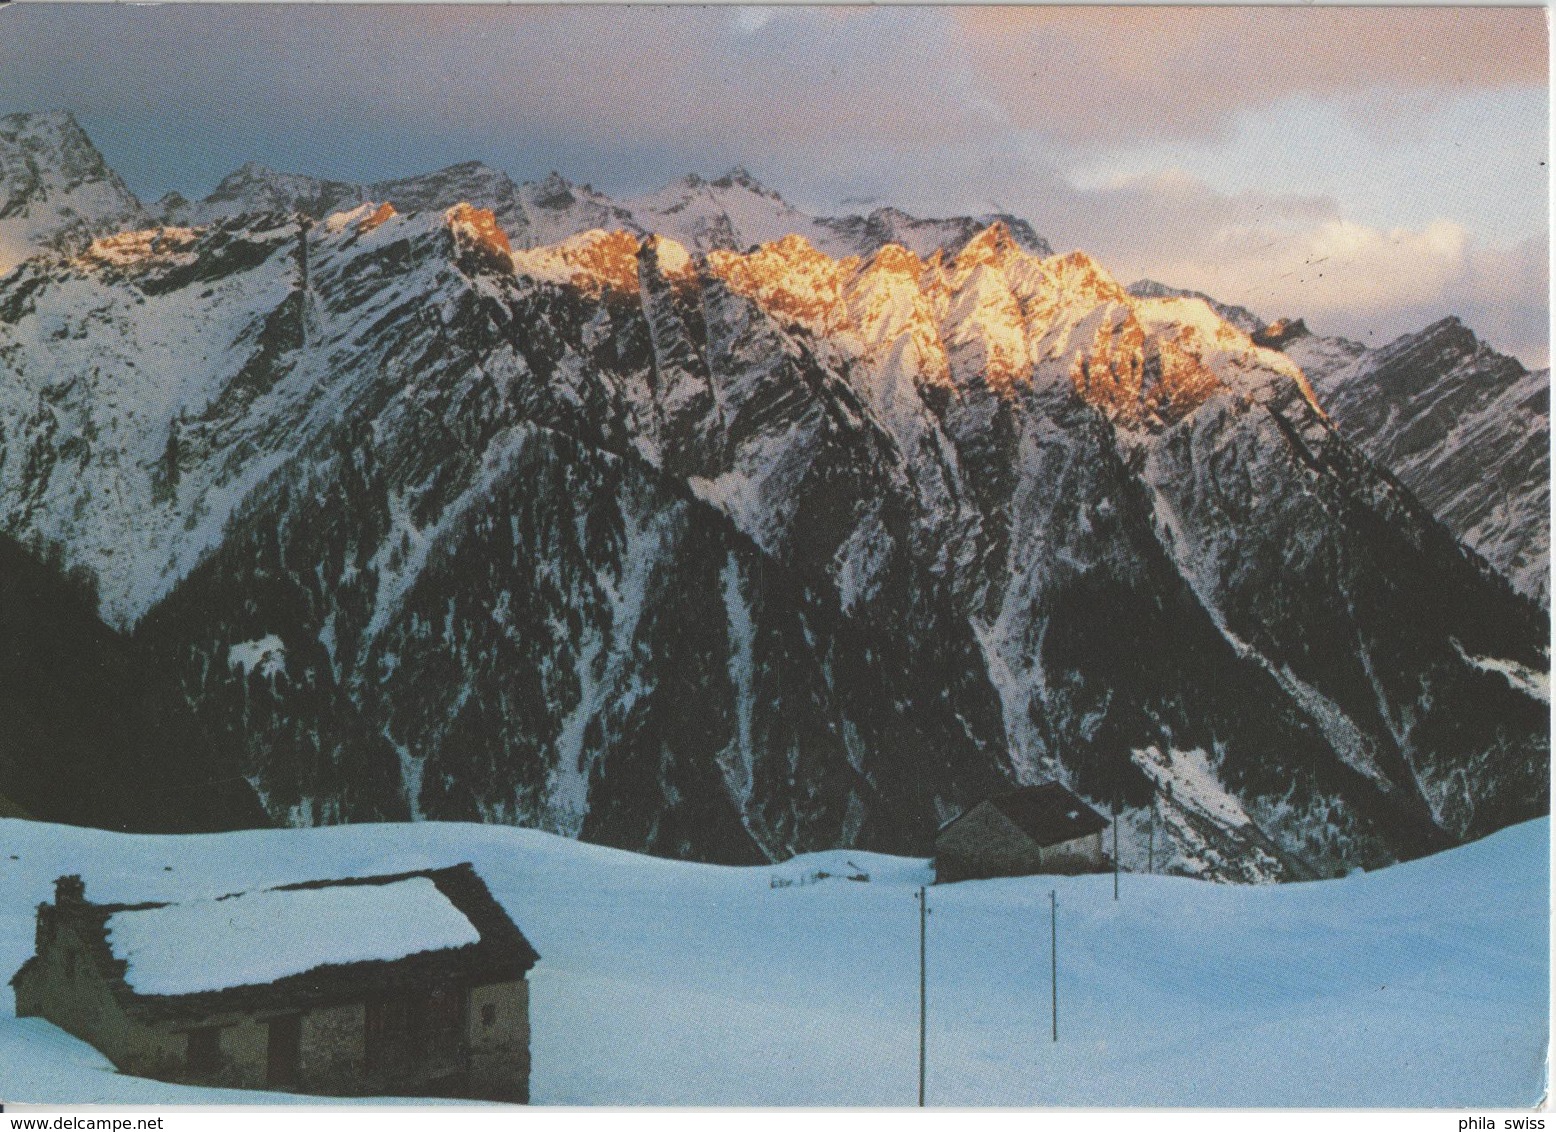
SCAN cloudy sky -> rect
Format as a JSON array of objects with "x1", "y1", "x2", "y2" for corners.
[{"x1": 0, "y1": 4, "x2": 1548, "y2": 363}]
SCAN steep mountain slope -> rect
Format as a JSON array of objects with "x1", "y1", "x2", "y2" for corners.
[
  {"x1": 0, "y1": 112, "x2": 148, "y2": 271},
  {"x1": 0, "y1": 533, "x2": 266, "y2": 833},
  {"x1": 1284, "y1": 318, "x2": 1549, "y2": 605},
  {"x1": 0, "y1": 197, "x2": 1542, "y2": 878}
]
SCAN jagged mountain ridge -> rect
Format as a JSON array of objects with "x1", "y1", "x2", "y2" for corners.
[
  {"x1": 0, "y1": 111, "x2": 148, "y2": 271},
  {"x1": 170, "y1": 159, "x2": 1054, "y2": 262},
  {"x1": 0, "y1": 192, "x2": 1544, "y2": 878},
  {"x1": 1127, "y1": 278, "x2": 1264, "y2": 336},
  {"x1": 0, "y1": 110, "x2": 1055, "y2": 271},
  {"x1": 1283, "y1": 317, "x2": 1550, "y2": 606},
  {"x1": 624, "y1": 169, "x2": 1051, "y2": 259}
]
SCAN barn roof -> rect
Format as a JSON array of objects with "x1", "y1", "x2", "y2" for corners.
[
  {"x1": 950, "y1": 782, "x2": 1109, "y2": 848},
  {"x1": 13, "y1": 864, "x2": 539, "y2": 1023}
]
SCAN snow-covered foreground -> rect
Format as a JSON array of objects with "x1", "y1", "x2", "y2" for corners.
[{"x1": 0, "y1": 817, "x2": 1546, "y2": 1107}]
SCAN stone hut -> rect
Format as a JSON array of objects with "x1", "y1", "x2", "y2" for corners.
[
  {"x1": 935, "y1": 782, "x2": 1109, "y2": 883},
  {"x1": 10, "y1": 864, "x2": 539, "y2": 1102}
]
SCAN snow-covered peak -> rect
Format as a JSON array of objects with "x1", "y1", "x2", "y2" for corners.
[
  {"x1": 641, "y1": 232, "x2": 696, "y2": 281},
  {"x1": 513, "y1": 173, "x2": 641, "y2": 249},
  {"x1": 372, "y1": 161, "x2": 517, "y2": 218},
  {"x1": 1132, "y1": 294, "x2": 1322, "y2": 422},
  {"x1": 445, "y1": 201, "x2": 515, "y2": 273},
  {"x1": 1126, "y1": 278, "x2": 1265, "y2": 336},
  {"x1": 708, "y1": 233, "x2": 860, "y2": 336},
  {"x1": 626, "y1": 171, "x2": 807, "y2": 253},
  {"x1": 171, "y1": 162, "x2": 365, "y2": 226},
  {"x1": 321, "y1": 200, "x2": 396, "y2": 235},
  {"x1": 709, "y1": 165, "x2": 782, "y2": 200},
  {"x1": 1036, "y1": 250, "x2": 1131, "y2": 305},
  {"x1": 861, "y1": 240, "x2": 927, "y2": 281},
  {"x1": 951, "y1": 221, "x2": 1029, "y2": 271},
  {"x1": 512, "y1": 227, "x2": 643, "y2": 294},
  {"x1": 814, "y1": 206, "x2": 1052, "y2": 262},
  {"x1": 1251, "y1": 317, "x2": 1311, "y2": 350},
  {"x1": 688, "y1": 225, "x2": 1312, "y2": 423},
  {"x1": 1287, "y1": 314, "x2": 1550, "y2": 603},
  {"x1": 624, "y1": 173, "x2": 1055, "y2": 264},
  {"x1": 80, "y1": 225, "x2": 201, "y2": 271},
  {"x1": 2, "y1": 108, "x2": 80, "y2": 135},
  {"x1": 0, "y1": 110, "x2": 149, "y2": 270},
  {"x1": 0, "y1": 110, "x2": 107, "y2": 175}
]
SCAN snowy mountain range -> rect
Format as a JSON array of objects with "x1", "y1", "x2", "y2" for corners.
[
  {"x1": 158, "y1": 158, "x2": 1051, "y2": 266},
  {"x1": 0, "y1": 111, "x2": 1545, "y2": 880}
]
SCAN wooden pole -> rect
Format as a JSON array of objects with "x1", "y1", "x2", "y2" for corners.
[
  {"x1": 1049, "y1": 889, "x2": 1058, "y2": 1042},
  {"x1": 1148, "y1": 803, "x2": 1155, "y2": 875},
  {"x1": 918, "y1": 885, "x2": 928, "y2": 1106},
  {"x1": 1113, "y1": 800, "x2": 1120, "y2": 901}
]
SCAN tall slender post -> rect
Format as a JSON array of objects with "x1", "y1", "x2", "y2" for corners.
[
  {"x1": 1113, "y1": 800, "x2": 1120, "y2": 901},
  {"x1": 917, "y1": 886, "x2": 928, "y2": 1106},
  {"x1": 1049, "y1": 889, "x2": 1058, "y2": 1042},
  {"x1": 1148, "y1": 803, "x2": 1155, "y2": 875}
]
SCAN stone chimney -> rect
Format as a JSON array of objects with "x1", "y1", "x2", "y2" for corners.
[{"x1": 54, "y1": 875, "x2": 86, "y2": 906}]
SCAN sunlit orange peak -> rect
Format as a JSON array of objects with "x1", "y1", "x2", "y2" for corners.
[
  {"x1": 641, "y1": 233, "x2": 695, "y2": 280},
  {"x1": 445, "y1": 203, "x2": 513, "y2": 257},
  {"x1": 358, "y1": 202, "x2": 397, "y2": 235},
  {"x1": 555, "y1": 229, "x2": 643, "y2": 293},
  {"x1": 864, "y1": 242, "x2": 925, "y2": 279},
  {"x1": 1043, "y1": 249, "x2": 1128, "y2": 304},
  {"x1": 954, "y1": 221, "x2": 1023, "y2": 269}
]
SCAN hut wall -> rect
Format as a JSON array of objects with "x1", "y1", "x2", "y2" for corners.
[
  {"x1": 934, "y1": 804, "x2": 1046, "y2": 882},
  {"x1": 18, "y1": 920, "x2": 533, "y2": 1102},
  {"x1": 214, "y1": 1016, "x2": 271, "y2": 1089},
  {"x1": 1039, "y1": 830, "x2": 1106, "y2": 874},
  {"x1": 299, "y1": 1003, "x2": 367, "y2": 1093},
  {"x1": 13, "y1": 921, "x2": 170, "y2": 1072},
  {"x1": 467, "y1": 979, "x2": 531, "y2": 1102}
]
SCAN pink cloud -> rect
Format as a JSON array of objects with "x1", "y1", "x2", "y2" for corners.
[{"x1": 957, "y1": 6, "x2": 1548, "y2": 144}]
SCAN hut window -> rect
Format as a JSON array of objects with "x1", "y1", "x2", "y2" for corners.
[
  {"x1": 63, "y1": 951, "x2": 76, "y2": 980},
  {"x1": 187, "y1": 1026, "x2": 221, "y2": 1073},
  {"x1": 481, "y1": 1004, "x2": 497, "y2": 1028}
]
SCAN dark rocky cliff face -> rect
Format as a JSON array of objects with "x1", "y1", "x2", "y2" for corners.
[
  {"x1": 0, "y1": 191, "x2": 1545, "y2": 878},
  {"x1": 1287, "y1": 317, "x2": 1549, "y2": 607}
]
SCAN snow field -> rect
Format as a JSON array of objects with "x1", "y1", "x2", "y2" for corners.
[{"x1": 0, "y1": 818, "x2": 1545, "y2": 1107}]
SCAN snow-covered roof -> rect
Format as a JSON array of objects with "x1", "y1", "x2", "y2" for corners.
[
  {"x1": 22, "y1": 864, "x2": 539, "y2": 1017},
  {"x1": 105, "y1": 877, "x2": 481, "y2": 996}
]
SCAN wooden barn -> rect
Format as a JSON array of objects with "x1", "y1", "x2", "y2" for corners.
[
  {"x1": 10, "y1": 864, "x2": 539, "y2": 1102},
  {"x1": 935, "y1": 782, "x2": 1110, "y2": 883}
]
